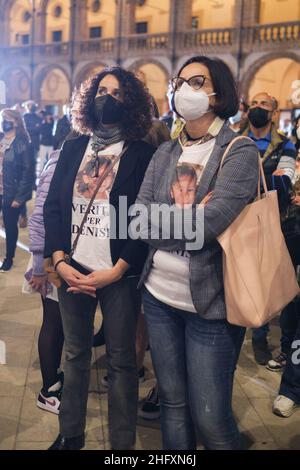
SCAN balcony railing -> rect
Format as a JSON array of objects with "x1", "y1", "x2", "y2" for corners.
[
  {"x1": 127, "y1": 33, "x2": 170, "y2": 52},
  {"x1": 253, "y1": 21, "x2": 300, "y2": 44},
  {"x1": 0, "y1": 21, "x2": 298, "y2": 63},
  {"x1": 77, "y1": 38, "x2": 115, "y2": 56},
  {"x1": 178, "y1": 27, "x2": 233, "y2": 49}
]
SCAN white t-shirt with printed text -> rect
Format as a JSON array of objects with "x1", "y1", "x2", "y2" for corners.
[{"x1": 71, "y1": 139, "x2": 124, "y2": 272}]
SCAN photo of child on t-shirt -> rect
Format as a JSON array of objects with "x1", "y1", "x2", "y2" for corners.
[{"x1": 171, "y1": 163, "x2": 203, "y2": 208}]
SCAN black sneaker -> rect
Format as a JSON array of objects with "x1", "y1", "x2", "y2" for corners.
[
  {"x1": 267, "y1": 352, "x2": 288, "y2": 372},
  {"x1": 0, "y1": 258, "x2": 13, "y2": 272},
  {"x1": 101, "y1": 367, "x2": 145, "y2": 388},
  {"x1": 48, "y1": 433, "x2": 85, "y2": 450},
  {"x1": 252, "y1": 339, "x2": 272, "y2": 365},
  {"x1": 139, "y1": 385, "x2": 160, "y2": 420}
]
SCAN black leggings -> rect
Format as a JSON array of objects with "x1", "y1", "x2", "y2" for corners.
[
  {"x1": 38, "y1": 297, "x2": 64, "y2": 390},
  {"x1": 2, "y1": 204, "x2": 21, "y2": 259}
]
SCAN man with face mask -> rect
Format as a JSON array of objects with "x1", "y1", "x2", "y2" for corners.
[
  {"x1": 242, "y1": 93, "x2": 297, "y2": 366},
  {"x1": 23, "y1": 101, "x2": 42, "y2": 158}
]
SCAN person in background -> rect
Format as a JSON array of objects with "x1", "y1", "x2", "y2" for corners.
[
  {"x1": 160, "y1": 82, "x2": 185, "y2": 140},
  {"x1": 229, "y1": 100, "x2": 248, "y2": 133},
  {"x1": 292, "y1": 115, "x2": 300, "y2": 156},
  {"x1": 0, "y1": 109, "x2": 33, "y2": 272},
  {"x1": 53, "y1": 104, "x2": 71, "y2": 151},
  {"x1": 22, "y1": 100, "x2": 42, "y2": 226},
  {"x1": 242, "y1": 92, "x2": 297, "y2": 366},
  {"x1": 12, "y1": 103, "x2": 24, "y2": 116},
  {"x1": 36, "y1": 111, "x2": 54, "y2": 185},
  {"x1": 143, "y1": 97, "x2": 170, "y2": 150},
  {"x1": 26, "y1": 150, "x2": 64, "y2": 415},
  {"x1": 293, "y1": 156, "x2": 300, "y2": 184},
  {"x1": 23, "y1": 100, "x2": 42, "y2": 162},
  {"x1": 272, "y1": 179, "x2": 300, "y2": 417}
]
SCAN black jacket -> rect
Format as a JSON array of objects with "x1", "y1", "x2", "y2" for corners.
[
  {"x1": 23, "y1": 112, "x2": 42, "y2": 151},
  {"x1": 40, "y1": 121, "x2": 54, "y2": 147},
  {"x1": 53, "y1": 115, "x2": 71, "y2": 150},
  {"x1": 44, "y1": 135, "x2": 155, "y2": 276},
  {"x1": 2, "y1": 135, "x2": 34, "y2": 206}
]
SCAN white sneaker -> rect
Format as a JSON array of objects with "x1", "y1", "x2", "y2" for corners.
[
  {"x1": 36, "y1": 389, "x2": 62, "y2": 415},
  {"x1": 272, "y1": 395, "x2": 298, "y2": 417}
]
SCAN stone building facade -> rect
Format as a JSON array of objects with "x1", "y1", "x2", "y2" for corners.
[{"x1": 0, "y1": 0, "x2": 299, "y2": 114}]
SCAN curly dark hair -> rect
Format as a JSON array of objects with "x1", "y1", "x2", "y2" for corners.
[{"x1": 71, "y1": 67, "x2": 153, "y2": 140}]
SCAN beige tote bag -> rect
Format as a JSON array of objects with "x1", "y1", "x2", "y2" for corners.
[{"x1": 217, "y1": 136, "x2": 299, "y2": 328}]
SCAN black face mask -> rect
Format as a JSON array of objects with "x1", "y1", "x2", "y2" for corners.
[
  {"x1": 94, "y1": 94, "x2": 124, "y2": 125},
  {"x1": 248, "y1": 107, "x2": 272, "y2": 129},
  {"x1": 2, "y1": 120, "x2": 14, "y2": 133}
]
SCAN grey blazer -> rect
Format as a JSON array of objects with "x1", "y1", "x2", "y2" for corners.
[{"x1": 135, "y1": 122, "x2": 259, "y2": 320}]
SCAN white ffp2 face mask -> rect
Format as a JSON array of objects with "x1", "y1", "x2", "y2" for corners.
[{"x1": 174, "y1": 82, "x2": 216, "y2": 121}]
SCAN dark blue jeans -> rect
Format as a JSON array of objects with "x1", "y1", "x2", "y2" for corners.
[
  {"x1": 142, "y1": 288, "x2": 246, "y2": 450},
  {"x1": 279, "y1": 299, "x2": 300, "y2": 403},
  {"x1": 252, "y1": 302, "x2": 298, "y2": 353}
]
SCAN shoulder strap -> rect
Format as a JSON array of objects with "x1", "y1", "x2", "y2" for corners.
[
  {"x1": 218, "y1": 135, "x2": 268, "y2": 200},
  {"x1": 69, "y1": 143, "x2": 129, "y2": 259}
]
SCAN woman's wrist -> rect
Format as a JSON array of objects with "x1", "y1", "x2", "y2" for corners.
[
  {"x1": 112, "y1": 259, "x2": 129, "y2": 281},
  {"x1": 54, "y1": 258, "x2": 67, "y2": 271}
]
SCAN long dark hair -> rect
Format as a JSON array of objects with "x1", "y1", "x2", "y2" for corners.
[{"x1": 71, "y1": 67, "x2": 153, "y2": 140}]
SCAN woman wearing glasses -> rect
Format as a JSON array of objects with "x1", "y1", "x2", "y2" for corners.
[{"x1": 135, "y1": 56, "x2": 259, "y2": 449}]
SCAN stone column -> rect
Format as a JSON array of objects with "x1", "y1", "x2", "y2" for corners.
[
  {"x1": 169, "y1": 0, "x2": 193, "y2": 73},
  {"x1": 0, "y1": 0, "x2": 13, "y2": 46},
  {"x1": 72, "y1": 0, "x2": 88, "y2": 40},
  {"x1": 34, "y1": 0, "x2": 47, "y2": 43},
  {"x1": 115, "y1": 0, "x2": 136, "y2": 65},
  {"x1": 233, "y1": 0, "x2": 259, "y2": 85}
]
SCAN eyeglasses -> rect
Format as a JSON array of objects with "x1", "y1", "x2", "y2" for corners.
[{"x1": 170, "y1": 75, "x2": 210, "y2": 91}]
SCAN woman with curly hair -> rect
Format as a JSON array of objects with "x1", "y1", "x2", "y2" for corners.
[{"x1": 44, "y1": 67, "x2": 155, "y2": 450}]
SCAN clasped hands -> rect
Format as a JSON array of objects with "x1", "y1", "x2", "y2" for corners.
[{"x1": 56, "y1": 262, "x2": 123, "y2": 297}]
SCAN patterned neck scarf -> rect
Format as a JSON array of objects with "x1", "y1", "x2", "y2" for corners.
[
  {"x1": 90, "y1": 123, "x2": 125, "y2": 177},
  {"x1": 92, "y1": 123, "x2": 124, "y2": 153},
  {"x1": 179, "y1": 125, "x2": 214, "y2": 147}
]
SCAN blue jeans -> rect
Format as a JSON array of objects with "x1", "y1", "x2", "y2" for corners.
[
  {"x1": 252, "y1": 302, "x2": 298, "y2": 352},
  {"x1": 252, "y1": 324, "x2": 269, "y2": 342},
  {"x1": 142, "y1": 288, "x2": 246, "y2": 450}
]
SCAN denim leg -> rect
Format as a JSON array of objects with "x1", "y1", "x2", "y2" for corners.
[
  {"x1": 186, "y1": 316, "x2": 246, "y2": 450},
  {"x1": 58, "y1": 283, "x2": 97, "y2": 438},
  {"x1": 280, "y1": 301, "x2": 299, "y2": 354},
  {"x1": 100, "y1": 277, "x2": 141, "y2": 450},
  {"x1": 279, "y1": 302, "x2": 300, "y2": 404},
  {"x1": 142, "y1": 288, "x2": 196, "y2": 450},
  {"x1": 252, "y1": 323, "x2": 269, "y2": 342}
]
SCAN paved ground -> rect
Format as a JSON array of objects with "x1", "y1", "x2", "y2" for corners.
[{"x1": 0, "y1": 210, "x2": 300, "y2": 450}]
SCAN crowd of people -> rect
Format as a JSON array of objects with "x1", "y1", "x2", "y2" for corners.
[{"x1": 0, "y1": 55, "x2": 300, "y2": 450}]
